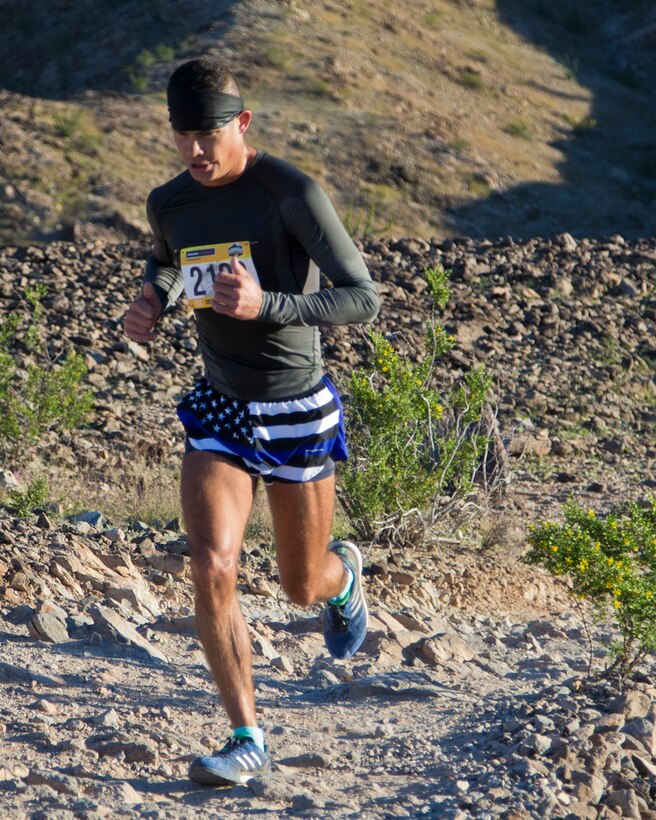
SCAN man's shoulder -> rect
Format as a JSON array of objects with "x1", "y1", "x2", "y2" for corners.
[
  {"x1": 147, "y1": 170, "x2": 194, "y2": 211},
  {"x1": 251, "y1": 152, "x2": 318, "y2": 198}
]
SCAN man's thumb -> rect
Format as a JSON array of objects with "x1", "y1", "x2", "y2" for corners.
[{"x1": 142, "y1": 281, "x2": 160, "y2": 307}]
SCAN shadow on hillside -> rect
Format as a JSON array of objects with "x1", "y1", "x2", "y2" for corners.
[
  {"x1": 0, "y1": 0, "x2": 238, "y2": 98},
  {"x1": 448, "y1": 0, "x2": 656, "y2": 239}
]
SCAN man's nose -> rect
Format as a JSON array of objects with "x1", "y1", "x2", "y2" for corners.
[{"x1": 189, "y1": 139, "x2": 203, "y2": 157}]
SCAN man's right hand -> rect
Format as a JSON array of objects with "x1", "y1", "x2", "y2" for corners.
[{"x1": 124, "y1": 281, "x2": 162, "y2": 342}]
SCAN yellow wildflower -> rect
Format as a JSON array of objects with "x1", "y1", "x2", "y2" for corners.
[{"x1": 613, "y1": 600, "x2": 621, "y2": 609}]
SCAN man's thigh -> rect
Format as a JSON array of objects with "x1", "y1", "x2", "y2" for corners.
[
  {"x1": 265, "y1": 474, "x2": 335, "y2": 578},
  {"x1": 181, "y1": 451, "x2": 257, "y2": 564}
]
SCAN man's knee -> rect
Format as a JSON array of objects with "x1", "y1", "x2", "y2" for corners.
[{"x1": 190, "y1": 543, "x2": 238, "y2": 594}]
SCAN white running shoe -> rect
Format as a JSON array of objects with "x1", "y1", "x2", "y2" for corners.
[{"x1": 189, "y1": 736, "x2": 271, "y2": 786}]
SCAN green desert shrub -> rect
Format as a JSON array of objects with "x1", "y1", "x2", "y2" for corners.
[
  {"x1": 7, "y1": 475, "x2": 49, "y2": 517},
  {"x1": 338, "y1": 264, "x2": 494, "y2": 544},
  {"x1": 0, "y1": 285, "x2": 93, "y2": 451},
  {"x1": 527, "y1": 498, "x2": 656, "y2": 680}
]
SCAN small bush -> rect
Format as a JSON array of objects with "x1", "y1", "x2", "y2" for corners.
[
  {"x1": 449, "y1": 138, "x2": 471, "y2": 152},
  {"x1": 503, "y1": 120, "x2": 532, "y2": 139},
  {"x1": 53, "y1": 107, "x2": 102, "y2": 154},
  {"x1": 306, "y1": 77, "x2": 332, "y2": 97},
  {"x1": 266, "y1": 46, "x2": 291, "y2": 70},
  {"x1": 154, "y1": 44, "x2": 175, "y2": 61},
  {"x1": 570, "y1": 115, "x2": 597, "y2": 135},
  {"x1": 7, "y1": 476, "x2": 49, "y2": 517},
  {"x1": 526, "y1": 499, "x2": 656, "y2": 680},
  {"x1": 0, "y1": 286, "x2": 93, "y2": 453},
  {"x1": 343, "y1": 199, "x2": 394, "y2": 242},
  {"x1": 457, "y1": 69, "x2": 484, "y2": 90},
  {"x1": 338, "y1": 265, "x2": 494, "y2": 543}
]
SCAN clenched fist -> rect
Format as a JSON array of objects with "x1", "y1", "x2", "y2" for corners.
[
  {"x1": 211, "y1": 254, "x2": 263, "y2": 320},
  {"x1": 124, "y1": 281, "x2": 162, "y2": 342}
]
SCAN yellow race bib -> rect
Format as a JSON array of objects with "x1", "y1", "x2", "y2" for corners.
[{"x1": 180, "y1": 241, "x2": 260, "y2": 309}]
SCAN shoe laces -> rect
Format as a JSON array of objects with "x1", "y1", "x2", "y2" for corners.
[
  {"x1": 327, "y1": 602, "x2": 351, "y2": 633},
  {"x1": 216, "y1": 736, "x2": 249, "y2": 757}
]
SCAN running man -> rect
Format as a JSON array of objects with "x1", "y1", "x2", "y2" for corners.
[{"x1": 124, "y1": 58, "x2": 379, "y2": 786}]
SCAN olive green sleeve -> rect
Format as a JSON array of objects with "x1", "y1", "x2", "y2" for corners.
[{"x1": 257, "y1": 178, "x2": 379, "y2": 326}]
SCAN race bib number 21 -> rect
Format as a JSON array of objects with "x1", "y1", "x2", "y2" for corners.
[{"x1": 180, "y1": 241, "x2": 260, "y2": 309}]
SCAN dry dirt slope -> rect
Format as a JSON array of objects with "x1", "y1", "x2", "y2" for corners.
[{"x1": 0, "y1": 0, "x2": 655, "y2": 244}]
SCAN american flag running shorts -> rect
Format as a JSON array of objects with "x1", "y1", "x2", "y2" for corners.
[{"x1": 177, "y1": 375, "x2": 348, "y2": 483}]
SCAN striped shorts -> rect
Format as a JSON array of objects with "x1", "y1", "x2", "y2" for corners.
[{"x1": 176, "y1": 375, "x2": 348, "y2": 484}]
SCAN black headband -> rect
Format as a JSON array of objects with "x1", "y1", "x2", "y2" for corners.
[{"x1": 167, "y1": 87, "x2": 244, "y2": 131}]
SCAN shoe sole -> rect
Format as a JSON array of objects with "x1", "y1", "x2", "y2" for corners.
[{"x1": 189, "y1": 757, "x2": 271, "y2": 786}]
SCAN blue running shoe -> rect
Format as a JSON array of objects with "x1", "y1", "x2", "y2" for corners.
[
  {"x1": 323, "y1": 540, "x2": 369, "y2": 659},
  {"x1": 189, "y1": 736, "x2": 271, "y2": 786}
]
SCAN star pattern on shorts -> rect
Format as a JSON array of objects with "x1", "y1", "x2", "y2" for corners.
[{"x1": 187, "y1": 381, "x2": 255, "y2": 444}]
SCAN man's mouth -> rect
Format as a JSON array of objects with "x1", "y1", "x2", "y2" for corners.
[{"x1": 191, "y1": 161, "x2": 213, "y2": 171}]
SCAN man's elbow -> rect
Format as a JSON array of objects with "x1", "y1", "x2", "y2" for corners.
[{"x1": 360, "y1": 283, "x2": 380, "y2": 323}]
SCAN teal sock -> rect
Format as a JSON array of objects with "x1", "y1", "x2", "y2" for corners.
[
  {"x1": 328, "y1": 565, "x2": 353, "y2": 606},
  {"x1": 232, "y1": 725, "x2": 265, "y2": 751}
]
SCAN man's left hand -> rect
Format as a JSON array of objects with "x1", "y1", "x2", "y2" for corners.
[{"x1": 211, "y1": 255, "x2": 263, "y2": 320}]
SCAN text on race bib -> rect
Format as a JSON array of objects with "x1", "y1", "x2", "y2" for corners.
[{"x1": 180, "y1": 241, "x2": 260, "y2": 309}]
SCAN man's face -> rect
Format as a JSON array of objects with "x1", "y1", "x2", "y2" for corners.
[{"x1": 172, "y1": 111, "x2": 252, "y2": 186}]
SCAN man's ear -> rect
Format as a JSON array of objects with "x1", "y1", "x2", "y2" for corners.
[{"x1": 237, "y1": 109, "x2": 253, "y2": 133}]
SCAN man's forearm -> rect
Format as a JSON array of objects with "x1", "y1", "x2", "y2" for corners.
[{"x1": 258, "y1": 280, "x2": 379, "y2": 326}]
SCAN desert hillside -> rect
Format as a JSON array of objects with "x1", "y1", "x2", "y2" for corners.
[{"x1": 1, "y1": 0, "x2": 655, "y2": 244}]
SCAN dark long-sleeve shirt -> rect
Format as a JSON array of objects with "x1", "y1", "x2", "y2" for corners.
[{"x1": 145, "y1": 150, "x2": 379, "y2": 400}]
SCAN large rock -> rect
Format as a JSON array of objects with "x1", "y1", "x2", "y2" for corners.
[
  {"x1": 88, "y1": 604, "x2": 168, "y2": 663},
  {"x1": 27, "y1": 607, "x2": 69, "y2": 643},
  {"x1": 420, "y1": 631, "x2": 476, "y2": 665}
]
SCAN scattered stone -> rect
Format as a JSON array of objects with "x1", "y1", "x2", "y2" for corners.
[
  {"x1": 86, "y1": 735, "x2": 158, "y2": 765},
  {"x1": 27, "y1": 609, "x2": 69, "y2": 644},
  {"x1": 0, "y1": 470, "x2": 21, "y2": 491},
  {"x1": 144, "y1": 552, "x2": 186, "y2": 577},
  {"x1": 94, "y1": 708, "x2": 120, "y2": 728},
  {"x1": 251, "y1": 633, "x2": 278, "y2": 661},
  {"x1": 87, "y1": 604, "x2": 168, "y2": 663},
  {"x1": 69, "y1": 511, "x2": 104, "y2": 529},
  {"x1": 271, "y1": 654, "x2": 294, "y2": 673},
  {"x1": 420, "y1": 632, "x2": 475, "y2": 664},
  {"x1": 610, "y1": 690, "x2": 652, "y2": 720},
  {"x1": 0, "y1": 660, "x2": 66, "y2": 687},
  {"x1": 279, "y1": 753, "x2": 328, "y2": 768}
]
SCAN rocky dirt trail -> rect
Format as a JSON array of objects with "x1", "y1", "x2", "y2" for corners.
[
  {"x1": 0, "y1": 233, "x2": 654, "y2": 817},
  {"x1": 0, "y1": 514, "x2": 655, "y2": 819}
]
